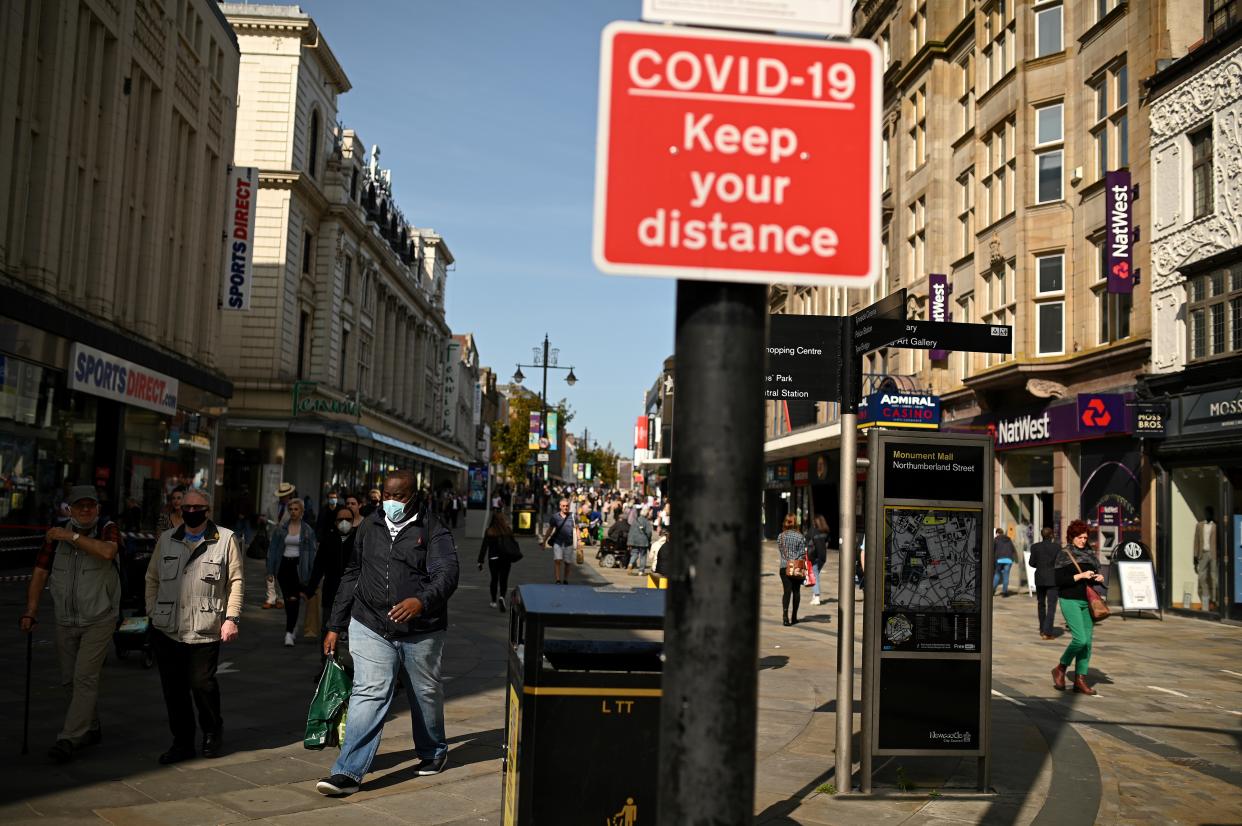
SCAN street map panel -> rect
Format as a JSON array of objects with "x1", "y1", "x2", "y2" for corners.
[{"x1": 884, "y1": 507, "x2": 981, "y2": 613}]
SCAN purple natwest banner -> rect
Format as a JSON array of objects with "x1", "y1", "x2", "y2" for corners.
[
  {"x1": 1106, "y1": 170, "x2": 1133, "y2": 295},
  {"x1": 928, "y1": 273, "x2": 949, "y2": 360}
]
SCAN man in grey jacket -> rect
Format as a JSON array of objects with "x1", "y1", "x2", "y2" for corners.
[
  {"x1": 145, "y1": 489, "x2": 243, "y2": 764},
  {"x1": 19, "y1": 485, "x2": 121, "y2": 764}
]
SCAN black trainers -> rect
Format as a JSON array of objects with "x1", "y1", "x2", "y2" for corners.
[
  {"x1": 497, "y1": 596, "x2": 506, "y2": 612},
  {"x1": 316, "y1": 774, "x2": 360, "y2": 796},
  {"x1": 48, "y1": 739, "x2": 74, "y2": 764},
  {"x1": 201, "y1": 732, "x2": 222, "y2": 759},
  {"x1": 158, "y1": 744, "x2": 196, "y2": 765},
  {"x1": 413, "y1": 754, "x2": 448, "y2": 776}
]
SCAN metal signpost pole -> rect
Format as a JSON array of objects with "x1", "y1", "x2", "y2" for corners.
[
  {"x1": 835, "y1": 317, "x2": 859, "y2": 793},
  {"x1": 660, "y1": 279, "x2": 766, "y2": 825}
]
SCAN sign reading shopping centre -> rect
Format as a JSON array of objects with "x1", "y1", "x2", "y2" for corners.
[{"x1": 593, "y1": 22, "x2": 880, "y2": 287}]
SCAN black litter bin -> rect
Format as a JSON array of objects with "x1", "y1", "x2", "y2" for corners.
[
  {"x1": 503, "y1": 584, "x2": 664, "y2": 826},
  {"x1": 512, "y1": 506, "x2": 538, "y2": 535}
]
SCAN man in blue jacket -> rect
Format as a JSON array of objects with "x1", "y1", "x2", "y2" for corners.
[{"x1": 316, "y1": 470, "x2": 459, "y2": 796}]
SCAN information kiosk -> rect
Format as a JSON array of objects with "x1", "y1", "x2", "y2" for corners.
[{"x1": 861, "y1": 429, "x2": 995, "y2": 792}]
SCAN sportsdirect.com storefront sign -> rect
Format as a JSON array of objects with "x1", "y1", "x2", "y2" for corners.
[{"x1": 68, "y1": 343, "x2": 179, "y2": 415}]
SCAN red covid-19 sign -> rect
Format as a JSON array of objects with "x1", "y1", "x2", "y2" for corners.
[{"x1": 593, "y1": 22, "x2": 880, "y2": 286}]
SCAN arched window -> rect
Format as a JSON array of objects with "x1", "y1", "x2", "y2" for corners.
[{"x1": 308, "y1": 110, "x2": 321, "y2": 178}]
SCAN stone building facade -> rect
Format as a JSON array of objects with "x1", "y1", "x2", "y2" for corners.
[
  {"x1": 217, "y1": 4, "x2": 464, "y2": 522},
  {"x1": 0, "y1": 0, "x2": 238, "y2": 528},
  {"x1": 1143, "y1": 13, "x2": 1242, "y2": 620},
  {"x1": 765, "y1": 1, "x2": 1201, "y2": 555}
]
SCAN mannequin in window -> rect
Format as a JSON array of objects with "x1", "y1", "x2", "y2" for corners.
[{"x1": 1193, "y1": 506, "x2": 1218, "y2": 612}]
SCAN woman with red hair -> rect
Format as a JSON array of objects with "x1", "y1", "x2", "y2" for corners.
[{"x1": 1051, "y1": 520, "x2": 1106, "y2": 695}]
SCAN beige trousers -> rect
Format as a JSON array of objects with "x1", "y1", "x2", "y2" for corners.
[{"x1": 54, "y1": 616, "x2": 114, "y2": 742}]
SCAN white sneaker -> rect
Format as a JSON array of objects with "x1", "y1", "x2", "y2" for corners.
[
  {"x1": 284, "y1": 632, "x2": 294, "y2": 647},
  {"x1": 489, "y1": 601, "x2": 498, "y2": 609},
  {"x1": 811, "y1": 595, "x2": 821, "y2": 606}
]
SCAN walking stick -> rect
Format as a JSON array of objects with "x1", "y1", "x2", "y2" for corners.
[{"x1": 22, "y1": 630, "x2": 32, "y2": 755}]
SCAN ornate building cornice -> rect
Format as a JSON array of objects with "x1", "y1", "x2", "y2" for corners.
[{"x1": 1150, "y1": 42, "x2": 1242, "y2": 144}]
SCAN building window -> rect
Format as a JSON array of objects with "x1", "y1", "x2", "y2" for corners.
[
  {"x1": 302, "y1": 231, "x2": 314, "y2": 275},
  {"x1": 308, "y1": 110, "x2": 321, "y2": 179},
  {"x1": 1037, "y1": 301, "x2": 1064, "y2": 355},
  {"x1": 359, "y1": 333, "x2": 373, "y2": 397},
  {"x1": 1096, "y1": 0, "x2": 1121, "y2": 23},
  {"x1": 340, "y1": 326, "x2": 350, "y2": 387},
  {"x1": 982, "y1": 116, "x2": 1016, "y2": 224},
  {"x1": 882, "y1": 132, "x2": 891, "y2": 192},
  {"x1": 1034, "y1": 102, "x2": 1063, "y2": 203},
  {"x1": 297, "y1": 310, "x2": 310, "y2": 379},
  {"x1": 908, "y1": 197, "x2": 926, "y2": 279},
  {"x1": 350, "y1": 168, "x2": 359, "y2": 201},
  {"x1": 957, "y1": 170, "x2": 975, "y2": 259},
  {"x1": 908, "y1": 86, "x2": 927, "y2": 170},
  {"x1": 1192, "y1": 127, "x2": 1214, "y2": 219},
  {"x1": 957, "y1": 292, "x2": 975, "y2": 380},
  {"x1": 880, "y1": 27, "x2": 891, "y2": 69},
  {"x1": 1034, "y1": 2, "x2": 1063, "y2": 58},
  {"x1": 1090, "y1": 64, "x2": 1129, "y2": 181},
  {"x1": 1036, "y1": 252, "x2": 1064, "y2": 295},
  {"x1": 982, "y1": 0, "x2": 1016, "y2": 91},
  {"x1": 911, "y1": 2, "x2": 927, "y2": 52},
  {"x1": 982, "y1": 259, "x2": 1015, "y2": 365},
  {"x1": 1092, "y1": 239, "x2": 1132, "y2": 344},
  {"x1": 1187, "y1": 264, "x2": 1242, "y2": 360},
  {"x1": 958, "y1": 53, "x2": 975, "y2": 135},
  {"x1": 1207, "y1": 0, "x2": 1242, "y2": 37},
  {"x1": 342, "y1": 255, "x2": 353, "y2": 295}
]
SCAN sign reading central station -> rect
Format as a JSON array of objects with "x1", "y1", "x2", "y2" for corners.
[
  {"x1": 593, "y1": 22, "x2": 880, "y2": 287},
  {"x1": 766, "y1": 314, "x2": 842, "y2": 402}
]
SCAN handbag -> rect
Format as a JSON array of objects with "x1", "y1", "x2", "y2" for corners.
[
  {"x1": 245, "y1": 524, "x2": 269, "y2": 561},
  {"x1": 502, "y1": 534, "x2": 523, "y2": 562},
  {"x1": 1068, "y1": 554, "x2": 1110, "y2": 622},
  {"x1": 785, "y1": 557, "x2": 807, "y2": 579},
  {"x1": 804, "y1": 554, "x2": 816, "y2": 588},
  {"x1": 304, "y1": 655, "x2": 351, "y2": 749}
]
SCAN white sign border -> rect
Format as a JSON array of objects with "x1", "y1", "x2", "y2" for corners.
[
  {"x1": 642, "y1": 0, "x2": 852, "y2": 38},
  {"x1": 1116, "y1": 560, "x2": 1160, "y2": 611},
  {"x1": 593, "y1": 21, "x2": 882, "y2": 289}
]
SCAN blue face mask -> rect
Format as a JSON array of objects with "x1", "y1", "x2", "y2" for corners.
[{"x1": 382, "y1": 500, "x2": 407, "y2": 522}]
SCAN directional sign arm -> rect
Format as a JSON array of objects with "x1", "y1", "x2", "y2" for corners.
[{"x1": 854, "y1": 319, "x2": 1013, "y2": 355}]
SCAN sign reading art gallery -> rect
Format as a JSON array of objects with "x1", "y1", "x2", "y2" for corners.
[
  {"x1": 222, "y1": 166, "x2": 258, "y2": 310},
  {"x1": 68, "y1": 343, "x2": 179, "y2": 415},
  {"x1": 1106, "y1": 170, "x2": 1133, "y2": 295}
]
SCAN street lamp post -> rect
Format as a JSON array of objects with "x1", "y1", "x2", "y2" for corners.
[{"x1": 512, "y1": 333, "x2": 577, "y2": 489}]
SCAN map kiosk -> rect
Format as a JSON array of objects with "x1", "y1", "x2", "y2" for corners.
[{"x1": 860, "y1": 429, "x2": 995, "y2": 792}]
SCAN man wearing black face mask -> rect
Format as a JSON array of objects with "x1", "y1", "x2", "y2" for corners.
[
  {"x1": 144, "y1": 489, "x2": 244, "y2": 764},
  {"x1": 20, "y1": 485, "x2": 121, "y2": 764}
]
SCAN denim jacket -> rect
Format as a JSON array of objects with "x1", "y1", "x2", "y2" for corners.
[{"x1": 266, "y1": 522, "x2": 318, "y2": 583}]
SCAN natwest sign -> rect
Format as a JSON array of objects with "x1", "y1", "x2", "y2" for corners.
[
  {"x1": 593, "y1": 22, "x2": 880, "y2": 287},
  {"x1": 1106, "y1": 170, "x2": 1133, "y2": 295}
]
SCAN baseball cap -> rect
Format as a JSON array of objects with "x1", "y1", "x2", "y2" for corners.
[{"x1": 68, "y1": 485, "x2": 99, "y2": 505}]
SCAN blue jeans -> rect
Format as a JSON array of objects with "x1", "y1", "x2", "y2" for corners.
[
  {"x1": 331, "y1": 619, "x2": 447, "y2": 782},
  {"x1": 993, "y1": 561, "x2": 1013, "y2": 595},
  {"x1": 811, "y1": 561, "x2": 824, "y2": 597}
]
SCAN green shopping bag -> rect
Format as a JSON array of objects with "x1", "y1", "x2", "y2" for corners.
[{"x1": 304, "y1": 655, "x2": 351, "y2": 749}]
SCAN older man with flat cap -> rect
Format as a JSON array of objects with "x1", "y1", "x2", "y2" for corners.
[{"x1": 19, "y1": 485, "x2": 122, "y2": 764}]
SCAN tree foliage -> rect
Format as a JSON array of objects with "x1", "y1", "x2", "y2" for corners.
[
  {"x1": 575, "y1": 443, "x2": 622, "y2": 488},
  {"x1": 491, "y1": 388, "x2": 574, "y2": 483}
]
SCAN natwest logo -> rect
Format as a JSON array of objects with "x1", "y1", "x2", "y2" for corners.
[{"x1": 993, "y1": 412, "x2": 1051, "y2": 446}]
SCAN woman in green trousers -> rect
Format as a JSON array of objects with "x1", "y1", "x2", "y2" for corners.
[{"x1": 1051, "y1": 519, "x2": 1105, "y2": 695}]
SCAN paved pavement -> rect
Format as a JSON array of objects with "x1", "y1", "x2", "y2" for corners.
[{"x1": 0, "y1": 529, "x2": 1239, "y2": 824}]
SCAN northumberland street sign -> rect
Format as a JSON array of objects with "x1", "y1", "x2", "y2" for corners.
[{"x1": 593, "y1": 22, "x2": 881, "y2": 287}]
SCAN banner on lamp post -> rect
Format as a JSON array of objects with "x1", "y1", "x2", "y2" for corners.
[
  {"x1": 528, "y1": 412, "x2": 541, "y2": 450},
  {"x1": 1106, "y1": 170, "x2": 1133, "y2": 295},
  {"x1": 928, "y1": 273, "x2": 950, "y2": 360}
]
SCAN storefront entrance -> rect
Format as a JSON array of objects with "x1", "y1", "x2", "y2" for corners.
[{"x1": 1001, "y1": 487, "x2": 1053, "y2": 593}]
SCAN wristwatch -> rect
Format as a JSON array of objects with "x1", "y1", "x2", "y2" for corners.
[
  {"x1": 224, "y1": 615, "x2": 241, "y2": 625},
  {"x1": 71, "y1": 533, "x2": 80, "y2": 544}
]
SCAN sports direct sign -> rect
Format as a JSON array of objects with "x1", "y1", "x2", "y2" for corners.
[
  {"x1": 593, "y1": 22, "x2": 880, "y2": 287},
  {"x1": 68, "y1": 343, "x2": 178, "y2": 415},
  {"x1": 222, "y1": 166, "x2": 258, "y2": 310}
]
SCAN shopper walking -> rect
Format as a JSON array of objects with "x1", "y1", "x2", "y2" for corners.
[
  {"x1": 316, "y1": 470, "x2": 459, "y2": 796},
  {"x1": 541, "y1": 498, "x2": 578, "y2": 584},
  {"x1": 1029, "y1": 526, "x2": 1061, "y2": 639},
  {"x1": 1051, "y1": 520, "x2": 1105, "y2": 696},
  {"x1": 308, "y1": 505, "x2": 356, "y2": 647},
  {"x1": 156, "y1": 485, "x2": 186, "y2": 534},
  {"x1": 626, "y1": 506, "x2": 653, "y2": 577},
  {"x1": 477, "y1": 512, "x2": 517, "y2": 611},
  {"x1": 992, "y1": 528, "x2": 1016, "y2": 597},
  {"x1": 145, "y1": 489, "x2": 243, "y2": 763},
  {"x1": 267, "y1": 499, "x2": 317, "y2": 647},
  {"x1": 808, "y1": 514, "x2": 830, "y2": 606},
  {"x1": 19, "y1": 485, "x2": 121, "y2": 763},
  {"x1": 777, "y1": 515, "x2": 807, "y2": 626}
]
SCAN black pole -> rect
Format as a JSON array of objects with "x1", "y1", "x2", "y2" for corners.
[
  {"x1": 22, "y1": 630, "x2": 32, "y2": 755},
  {"x1": 541, "y1": 334, "x2": 549, "y2": 483},
  {"x1": 659, "y1": 279, "x2": 766, "y2": 824}
]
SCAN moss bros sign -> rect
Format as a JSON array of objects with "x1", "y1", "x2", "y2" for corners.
[{"x1": 291, "y1": 381, "x2": 361, "y2": 418}]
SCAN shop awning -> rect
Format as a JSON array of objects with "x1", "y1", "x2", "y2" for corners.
[{"x1": 372, "y1": 431, "x2": 468, "y2": 471}]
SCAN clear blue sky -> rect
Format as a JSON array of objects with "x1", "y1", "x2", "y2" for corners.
[{"x1": 295, "y1": 0, "x2": 671, "y2": 453}]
